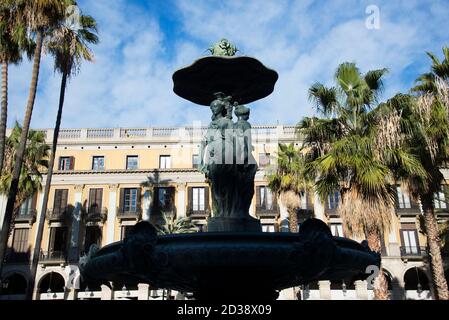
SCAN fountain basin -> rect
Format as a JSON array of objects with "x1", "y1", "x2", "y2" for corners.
[{"x1": 80, "y1": 219, "x2": 380, "y2": 300}]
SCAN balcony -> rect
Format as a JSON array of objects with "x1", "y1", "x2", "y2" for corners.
[
  {"x1": 84, "y1": 207, "x2": 108, "y2": 223},
  {"x1": 39, "y1": 250, "x2": 67, "y2": 265},
  {"x1": 326, "y1": 207, "x2": 339, "y2": 218},
  {"x1": 187, "y1": 208, "x2": 211, "y2": 219},
  {"x1": 46, "y1": 208, "x2": 71, "y2": 223},
  {"x1": 400, "y1": 246, "x2": 427, "y2": 259},
  {"x1": 14, "y1": 209, "x2": 37, "y2": 224},
  {"x1": 255, "y1": 205, "x2": 279, "y2": 218},
  {"x1": 3, "y1": 251, "x2": 30, "y2": 264},
  {"x1": 117, "y1": 207, "x2": 142, "y2": 222}
]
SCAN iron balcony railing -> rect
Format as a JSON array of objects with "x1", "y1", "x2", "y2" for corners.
[
  {"x1": 14, "y1": 208, "x2": 37, "y2": 224},
  {"x1": 255, "y1": 205, "x2": 279, "y2": 217},
  {"x1": 46, "y1": 208, "x2": 71, "y2": 222},
  {"x1": 85, "y1": 207, "x2": 108, "y2": 223},
  {"x1": 117, "y1": 207, "x2": 142, "y2": 221},
  {"x1": 187, "y1": 208, "x2": 211, "y2": 218},
  {"x1": 4, "y1": 251, "x2": 30, "y2": 264},
  {"x1": 400, "y1": 246, "x2": 427, "y2": 258},
  {"x1": 39, "y1": 250, "x2": 67, "y2": 263}
]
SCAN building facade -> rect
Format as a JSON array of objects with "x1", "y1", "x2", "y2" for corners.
[{"x1": 0, "y1": 125, "x2": 448, "y2": 300}]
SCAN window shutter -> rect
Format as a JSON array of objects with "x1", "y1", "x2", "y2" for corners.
[
  {"x1": 57, "y1": 157, "x2": 62, "y2": 170},
  {"x1": 48, "y1": 227, "x2": 56, "y2": 251},
  {"x1": 96, "y1": 189, "x2": 103, "y2": 210},
  {"x1": 61, "y1": 189, "x2": 68, "y2": 210},
  {"x1": 136, "y1": 188, "x2": 141, "y2": 212},
  {"x1": 188, "y1": 187, "x2": 193, "y2": 213},
  {"x1": 153, "y1": 188, "x2": 159, "y2": 209},
  {"x1": 204, "y1": 186, "x2": 209, "y2": 212},
  {"x1": 119, "y1": 188, "x2": 125, "y2": 211},
  {"x1": 53, "y1": 190, "x2": 62, "y2": 210},
  {"x1": 88, "y1": 189, "x2": 96, "y2": 212},
  {"x1": 31, "y1": 193, "x2": 38, "y2": 210},
  {"x1": 69, "y1": 157, "x2": 75, "y2": 170},
  {"x1": 256, "y1": 187, "x2": 260, "y2": 207}
]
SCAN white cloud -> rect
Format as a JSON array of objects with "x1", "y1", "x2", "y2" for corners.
[{"x1": 4, "y1": 0, "x2": 449, "y2": 130}]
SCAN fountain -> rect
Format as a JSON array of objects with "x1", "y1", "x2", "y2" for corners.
[{"x1": 80, "y1": 39, "x2": 381, "y2": 300}]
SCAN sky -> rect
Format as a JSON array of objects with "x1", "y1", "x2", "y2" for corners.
[{"x1": 5, "y1": 0, "x2": 449, "y2": 129}]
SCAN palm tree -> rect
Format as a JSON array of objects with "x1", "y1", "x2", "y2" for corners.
[
  {"x1": 383, "y1": 90, "x2": 449, "y2": 299},
  {"x1": 156, "y1": 213, "x2": 198, "y2": 235},
  {"x1": 26, "y1": 5, "x2": 98, "y2": 300},
  {"x1": 297, "y1": 62, "x2": 425, "y2": 300},
  {"x1": 0, "y1": 1, "x2": 34, "y2": 174},
  {"x1": 0, "y1": 122, "x2": 49, "y2": 231},
  {"x1": 412, "y1": 47, "x2": 449, "y2": 94},
  {"x1": 266, "y1": 143, "x2": 308, "y2": 233},
  {"x1": 0, "y1": 0, "x2": 70, "y2": 287}
]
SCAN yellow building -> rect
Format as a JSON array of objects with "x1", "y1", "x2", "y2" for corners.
[{"x1": 0, "y1": 125, "x2": 448, "y2": 300}]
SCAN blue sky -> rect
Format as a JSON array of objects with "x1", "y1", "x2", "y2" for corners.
[{"x1": 5, "y1": 0, "x2": 449, "y2": 129}]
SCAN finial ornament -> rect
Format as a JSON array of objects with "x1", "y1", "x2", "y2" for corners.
[{"x1": 208, "y1": 38, "x2": 238, "y2": 56}]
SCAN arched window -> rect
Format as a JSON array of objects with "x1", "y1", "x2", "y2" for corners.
[
  {"x1": 1, "y1": 273, "x2": 27, "y2": 295},
  {"x1": 38, "y1": 272, "x2": 65, "y2": 293},
  {"x1": 404, "y1": 268, "x2": 430, "y2": 290}
]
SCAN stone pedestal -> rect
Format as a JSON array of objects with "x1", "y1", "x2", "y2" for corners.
[
  {"x1": 355, "y1": 280, "x2": 368, "y2": 300},
  {"x1": 207, "y1": 216, "x2": 261, "y2": 232},
  {"x1": 101, "y1": 284, "x2": 113, "y2": 300},
  {"x1": 319, "y1": 280, "x2": 331, "y2": 300},
  {"x1": 138, "y1": 283, "x2": 150, "y2": 300}
]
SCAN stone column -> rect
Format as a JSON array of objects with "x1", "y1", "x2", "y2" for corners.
[
  {"x1": 313, "y1": 192, "x2": 325, "y2": 221},
  {"x1": 388, "y1": 222, "x2": 401, "y2": 256},
  {"x1": 355, "y1": 280, "x2": 368, "y2": 300},
  {"x1": 142, "y1": 189, "x2": 152, "y2": 221},
  {"x1": 138, "y1": 283, "x2": 150, "y2": 300},
  {"x1": 101, "y1": 284, "x2": 113, "y2": 300},
  {"x1": 177, "y1": 183, "x2": 186, "y2": 219},
  {"x1": 106, "y1": 184, "x2": 118, "y2": 244},
  {"x1": 0, "y1": 194, "x2": 7, "y2": 232},
  {"x1": 391, "y1": 279, "x2": 404, "y2": 300},
  {"x1": 278, "y1": 200, "x2": 289, "y2": 232},
  {"x1": 30, "y1": 192, "x2": 45, "y2": 261},
  {"x1": 318, "y1": 280, "x2": 331, "y2": 300},
  {"x1": 69, "y1": 185, "x2": 84, "y2": 262}
]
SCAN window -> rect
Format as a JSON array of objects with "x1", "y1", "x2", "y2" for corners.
[
  {"x1": 19, "y1": 196, "x2": 34, "y2": 216},
  {"x1": 401, "y1": 229, "x2": 419, "y2": 254},
  {"x1": 262, "y1": 224, "x2": 275, "y2": 233},
  {"x1": 328, "y1": 191, "x2": 340, "y2": 209},
  {"x1": 58, "y1": 157, "x2": 74, "y2": 171},
  {"x1": 126, "y1": 156, "x2": 138, "y2": 170},
  {"x1": 48, "y1": 227, "x2": 67, "y2": 252},
  {"x1": 12, "y1": 229, "x2": 29, "y2": 254},
  {"x1": 397, "y1": 186, "x2": 411, "y2": 209},
  {"x1": 434, "y1": 189, "x2": 447, "y2": 209},
  {"x1": 88, "y1": 188, "x2": 103, "y2": 213},
  {"x1": 84, "y1": 226, "x2": 102, "y2": 253},
  {"x1": 192, "y1": 154, "x2": 200, "y2": 169},
  {"x1": 53, "y1": 189, "x2": 68, "y2": 213},
  {"x1": 259, "y1": 153, "x2": 270, "y2": 167},
  {"x1": 123, "y1": 188, "x2": 138, "y2": 212},
  {"x1": 192, "y1": 187, "x2": 205, "y2": 211},
  {"x1": 330, "y1": 224, "x2": 344, "y2": 237},
  {"x1": 258, "y1": 186, "x2": 274, "y2": 210},
  {"x1": 156, "y1": 187, "x2": 175, "y2": 210},
  {"x1": 92, "y1": 156, "x2": 105, "y2": 170},
  {"x1": 121, "y1": 225, "x2": 133, "y2": 240},
  {"x1": 159, "y1": 155, "x2": 171, "y2": 169}
]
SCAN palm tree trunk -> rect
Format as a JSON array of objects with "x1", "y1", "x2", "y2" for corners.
[
  {"x1": 26, "y1": 70, "x2": 68, "y2": 300},
  {"x1": 421, "y1": 193, "x2": 449, "y2": 300},
  {"x1": 367, "y1": 231, "x2": 390, "y2": 300},
  {"x1": 0, "y1": 61, "x2": 8, "y2": 173},
  {"x1": 0, "y1": 30, "x2": 43, "y2": 285}
]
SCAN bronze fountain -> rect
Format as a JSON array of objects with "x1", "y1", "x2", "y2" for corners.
[{"x1": 80, "y1": 39, "x2": 380, "y2": 300}]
